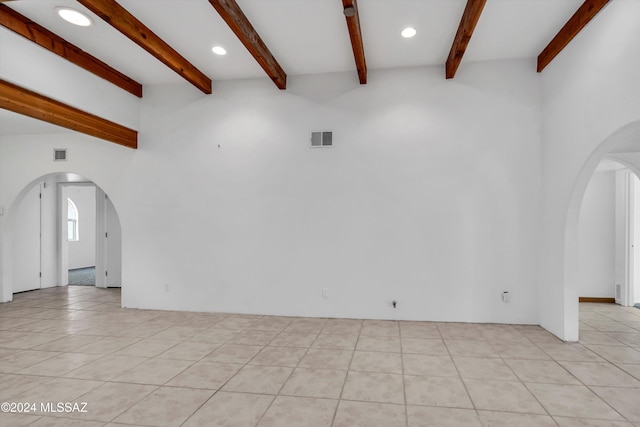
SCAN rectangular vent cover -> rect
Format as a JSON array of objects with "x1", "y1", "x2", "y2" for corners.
[
  {"x1": 310, "y1": 131, "x2": 332, "y2": 148},
  {"x1": 53, "y1": 149, "x2": 67, "y2": 161}
]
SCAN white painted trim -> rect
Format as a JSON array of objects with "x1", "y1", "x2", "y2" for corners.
[
  {"x1": 57, "y1": 182, "x2": 96, "y2": 287},
  {"x1": 95, "y1": 187, "x2": 107, "y2": 289},
  {"x1": 38, "y1": 183, "x2": 43, "y2": 290},
  {"x1": 626, "y1": 172, "x2": 638, "y2": 306},
  {"x1": 615, "y1": 169, "x2": 639, "y2": 307},
  {"x1": 624, "y1": 171, "x2": 633, "y2": 306},
  {"x1": 57, "y1": 184, "x2": 69, "y2": 287}
]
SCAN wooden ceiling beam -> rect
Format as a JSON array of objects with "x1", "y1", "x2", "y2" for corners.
[
  {"x1": 208, "y1": 0, "x2": 287, "y2": 90},
  {"x1": 0, "y1": 79, "x2": 137, "y2": 149},
  {"x1": 342, "y1": 0, "x2": 367, "y2": 84},
  {"x1": 77, "y1": 0, "x2": 212, "y2": 94},
  {"x1": 445, "y1": 0, "x2": 487, "y2": 79},
  {"x1": 0, "y1": 4, "x2": 142, "y2": 97},
  {"x1": 537, "y1": 0, "x2": 610, "y2": 72}
]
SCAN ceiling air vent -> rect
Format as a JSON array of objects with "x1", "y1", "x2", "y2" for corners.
[
  {"x1": 53, "y1": 149, "x2": 67, "y2": 161},
  {"x1": 310, "y1": 131, "x2": 333, "y2": 148}
]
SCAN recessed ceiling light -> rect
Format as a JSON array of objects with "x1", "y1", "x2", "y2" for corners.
[
  {"x1": 56, "y1": 7, "x2": 92, "y2": 27},
  {"x1": 401, "y1": 27, "x2": 417, "y2": 38},
  {"x1": 211, "y1": 46, "x2": 227, "y2": 56}
]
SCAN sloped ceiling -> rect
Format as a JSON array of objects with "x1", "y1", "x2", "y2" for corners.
[
  {"x1": 3, "y1": 0, "x2": 630, "y2": 148},
  {"x1": 4, "y1": 0, "x2": 584, "y2": 85}
]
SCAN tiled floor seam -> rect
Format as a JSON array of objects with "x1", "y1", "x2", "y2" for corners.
[
  {"x1": 250, "y1": 325, "x2": 321, "y2": 427},
  {"x1": 496, "y1": 342, "x2": 559, "y2": 420},
  {"x1": 330, "y1": 325, "x2": 360, "y2": 427},
  {"x1": 398, "y1": 320, "x2": 410, "y2": 427},
  {"x1": 440, "y1": 329, "x2": 477, "y2": 416}
]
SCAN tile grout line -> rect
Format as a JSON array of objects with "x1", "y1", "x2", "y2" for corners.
[
  {"x1": 2, "y1": 291, "x2": 640, "y2": 425},
  {"x1": 398, "y1": 320, "x2": 409, "y2": 427},
  {"x1": 496, "y1": 334, "x2": 555, "y2": 420},
  {"x1": 439, "y1": 323, "x2": 478, "y2": 418},
  {"x1": 330, "y1": 319, "x2": 361, "y2": 427}
]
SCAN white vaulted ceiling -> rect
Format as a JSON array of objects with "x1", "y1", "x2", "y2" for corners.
[
  {"x1": 3, "y1": 0, "x2": 585, "y2": 85},
  {"x1": 3, "y1": 0, "x2": 628, "y2": 142}
]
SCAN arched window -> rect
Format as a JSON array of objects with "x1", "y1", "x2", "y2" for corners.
[{"x1": 68, "y1": 198, "x2": 79, "y2": 241}]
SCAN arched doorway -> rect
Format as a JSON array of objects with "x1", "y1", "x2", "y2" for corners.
[
  {"x1": 2, "y1": 172, "x2": 122, "y2": 299},
  {"x1": 564, "y1": 121, "x2": 640, "y2": 340},
  {"x1": 578, "y1": 159, "x2": 640, "y2": 305}
]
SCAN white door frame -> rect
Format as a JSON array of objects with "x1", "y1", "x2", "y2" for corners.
[
  {"x1": 95, "y1": 187, "x2": 108, "y2": 288},
  {"x1": 57, "y1": 182, "x2": 99, "y2": 286},
  {"x1": 627, "y1": 172, "x2": 638, "y2": 306},
  {"x1": 619, "y1": 169, "x2": 639, "y2": 307}
]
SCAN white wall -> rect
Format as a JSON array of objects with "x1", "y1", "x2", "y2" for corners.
[
  {"x1": 539, "y1": 0, "x2": 640, "y2": 340},
  {"x1": 1, "y1": 59, "x2": 542, "y2": 324},
  {"x1": 635, "y1": 173, "x2": 640, "y2": 304},
  {"x1": 578, "y1": 170, "x2": 615, "y2": 298},
  {"x1": 67, "y1": 186, "x2": 96, "y2": 270}
]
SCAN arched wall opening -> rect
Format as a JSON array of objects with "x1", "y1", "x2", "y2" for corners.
[
  {"x1": 1, "y1": 172, "x2": 122, "y2": 302},
  {"x1": 563, "y1": 121, "x2": 640, "y2": 340},
  {"x1": 578, "y1": 158, "x2": 640, "y2": 303}
]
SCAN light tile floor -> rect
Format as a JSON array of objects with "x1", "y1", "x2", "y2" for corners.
[{"x1": 1, "y1": 286, "x2": 639, "y2": 426}]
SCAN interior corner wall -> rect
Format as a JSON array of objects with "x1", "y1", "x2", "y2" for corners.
[
  {"x1": 578, "y1": 170, "x2": 615, "y2": 298},
  {"x1": 539, "y1": 0, "x2": 640, "y2": 340},
  {"x1": 1, "y1": 59, "x2": 542, "y2": 325},
  {"x1": 635, "y1": 173, "x2": 640, "y2": 305}
]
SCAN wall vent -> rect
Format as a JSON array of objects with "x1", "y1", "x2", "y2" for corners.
[
  {"x1": 310, "y1": 131, "x2": 332, "y2": 148},
  {"x1": 53, "y1": 149, "x2": 67, "y2": 161}
]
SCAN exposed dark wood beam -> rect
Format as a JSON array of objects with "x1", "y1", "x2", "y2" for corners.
[
  {"x1": 537, "y1": 0, "x2": 610, "y2": 72},
  {"x1": 0, "y1": 79, "x2": 137, "y2": 149},
  {"x1": 445, "y1": 0, "x2": 487, "y2": 79},
  {"x1": 0, "y1": 4, "x2": 142, "y2": 97},
  {"x1": 208, "y1": 0, "x2": 287, "y2": 90},
  {"x1": 342, "y1": 0, "x2": 367, "y2": 84},
  {"x1": 77, "y1": 0, "x2": 212, "y2": 94}
]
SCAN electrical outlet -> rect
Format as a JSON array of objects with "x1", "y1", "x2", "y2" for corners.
[
  {"x1": 164, "y1": 284, "x2": 170, "y2": 293},
  {"x1": 502, "y1": 291, "x2": 511, "y2": 303},
  {"x1": 322, "y1": 288, "x2": 328, "y2": 298}
]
